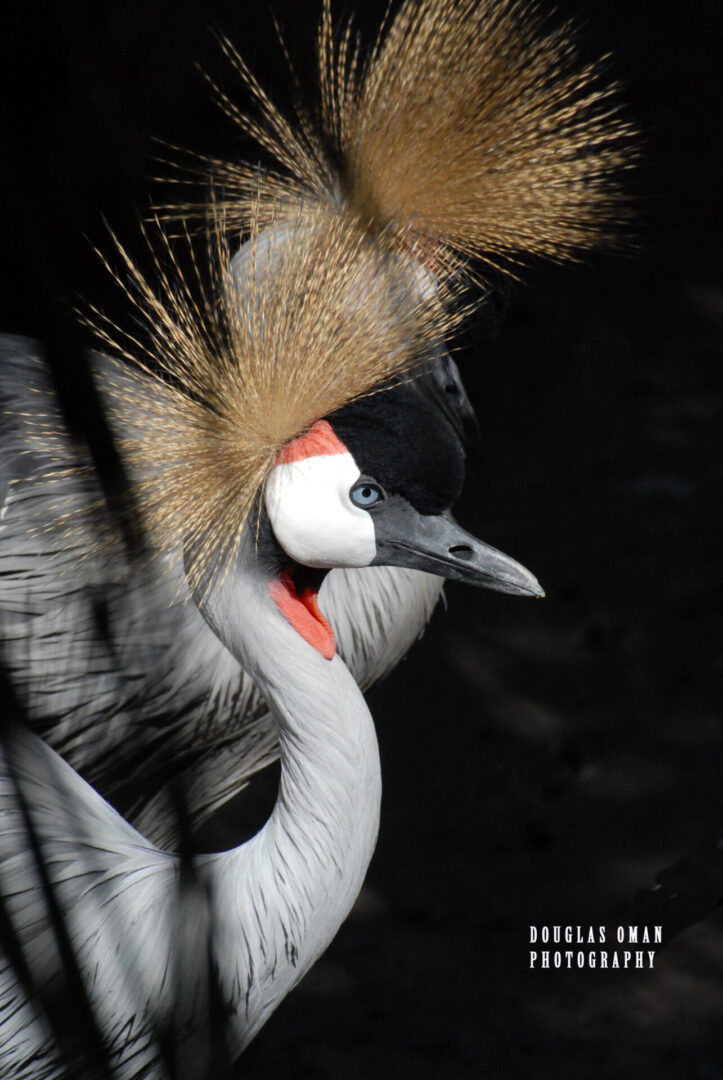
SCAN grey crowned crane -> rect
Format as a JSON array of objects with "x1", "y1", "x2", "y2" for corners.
[
  {"x1": 1, "y1": 0, "x2": 632, "y2": 847},
  {"x1": 0, "y1": 0, "x2": 633, "y2": 1073},
  {"x1": 0, "y1": 202, "x2": 540, "y2": 1077}
]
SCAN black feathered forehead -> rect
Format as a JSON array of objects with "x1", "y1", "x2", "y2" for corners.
[{"x1": 328, "y1": 379, "x2": 466, "y2": 515}]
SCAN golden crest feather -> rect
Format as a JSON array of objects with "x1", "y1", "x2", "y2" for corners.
[{"x1": 172, "y1": 0, "x2": 635, "y2": 275}]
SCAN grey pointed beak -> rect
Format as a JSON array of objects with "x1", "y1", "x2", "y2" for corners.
[{"x1": 371, "y1": 499, "x2": 544, "y2": 597}]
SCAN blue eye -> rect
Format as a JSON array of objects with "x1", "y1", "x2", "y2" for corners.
[{"x1": 350, "y1": 482, "x2": 385, "y2": 508}]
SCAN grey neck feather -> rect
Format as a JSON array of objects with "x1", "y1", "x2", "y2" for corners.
[{"x1": 193, "y1": 533, "x2": 382, "y2": 1053}]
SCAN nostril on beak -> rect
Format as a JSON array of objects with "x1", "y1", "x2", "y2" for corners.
[{"x1": 449, "y1": 544, "x2": 474, "y2": 560}]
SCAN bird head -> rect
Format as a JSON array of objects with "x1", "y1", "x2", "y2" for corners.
[
  {"x1": 260, "y1": 379, "x2": 541, "y2": 660},
  {"x1": 265, "y1": 383, "x2": 539, "y2": 594},
  {"x1": 228, "y1": 221, "x2": 530, "y2": 596}
]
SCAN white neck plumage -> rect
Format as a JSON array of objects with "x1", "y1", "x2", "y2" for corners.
[{"x1": 186, "y1": 543, "x2": 383, "y2": 1055}]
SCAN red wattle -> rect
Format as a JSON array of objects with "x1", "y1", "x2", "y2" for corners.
[{"x1": 269, "y1": 571, "x2": 336, "y2": 661}]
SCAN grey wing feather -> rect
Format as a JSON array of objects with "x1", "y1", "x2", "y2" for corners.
[
  {"x1": 0, "y1": 724, "x2": 177, "y2": 1079},
  {"x1": 1, "y1": 335, "x2": 443, "y2": 848}
]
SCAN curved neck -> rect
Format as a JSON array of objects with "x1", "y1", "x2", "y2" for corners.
[{"x1": 196, "y1": 543, "x2": 382, "y2": 1051}]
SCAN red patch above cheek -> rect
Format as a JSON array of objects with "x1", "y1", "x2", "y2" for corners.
[
  {"x1": 269, "y1": 571, "x2": 336, "y2": 661},
  {"x1": 276, "y1": 420, "x2": 348, "y2": 465}
]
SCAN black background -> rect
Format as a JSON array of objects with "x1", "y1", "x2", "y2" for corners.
[{"x1": 1, "y1": 1, "x2": 721, "y2": 1077}]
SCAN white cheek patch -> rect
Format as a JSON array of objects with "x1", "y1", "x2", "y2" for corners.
[{"x1": 266, "y1": 452, "x2": 377, "y2": 569}]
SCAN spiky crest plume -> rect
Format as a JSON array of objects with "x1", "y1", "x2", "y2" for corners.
[
  {"x1": 83, "y1": 202, "x2": 457, "y2": 588},
  {"x1": 17, "y1": 0, "x2": 634, "y2": 591},
  {"x1": 167, "y1": 0, "x2": 634, "y2": 276}
]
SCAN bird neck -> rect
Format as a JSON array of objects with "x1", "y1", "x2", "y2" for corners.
[{"x1": 195, "y1": 545, "x2": 382, "y2": 1051}]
